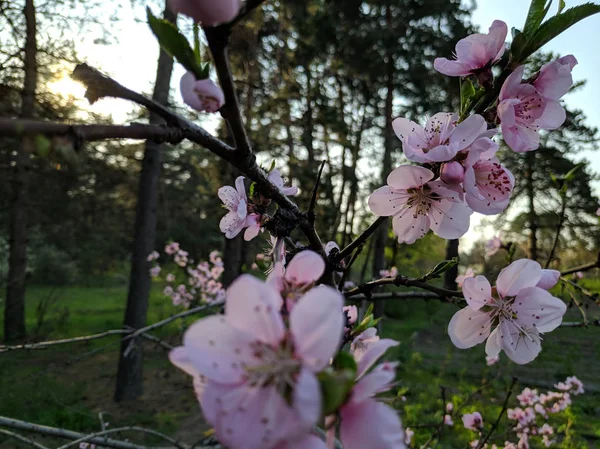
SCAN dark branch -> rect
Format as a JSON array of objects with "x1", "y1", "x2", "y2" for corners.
[
  {"x1": 476, "y1": 377, "x2": 518, "y2": 449},
  {"x1": 308, "y1": 160, "x2": 326, "y2": 222},
  {"x1": 561, "y1": 252, "x2": 600, "y2": 276},
  {"x1": 334, "y1": 216, "x2": 387, "y2": 263},
  {"x1": 344, "y1": 275, "x2": 463, "y2": 302}
]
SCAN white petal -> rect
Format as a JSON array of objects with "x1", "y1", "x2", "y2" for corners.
[
  {"x1": 220, "y1": 211, "x2": 245, "y2": 239},
  {"x1": 290, "y1": 286, "x2": 344, "y2": 371},
  {"x1": 340, "y1": 399, "x2": 406, "y2": 449},
  {"x1": 368, "y1": 186, "x2": 407, "y2": 217},
  {"x1": 226, "y1": 274, "x2": 285, "y2": 344},
  {"x1": 356, "y1": 339, "x2": 399, "y2": 379},
  {"x1": 392, "y1": 117, "x2": 424, "y2": 143},
  {"x1": 292, "y1": 368, "x2": 322, "y2": 429},
  {"x1": 429, "y1": 200, "x2": 472, "y2": 240},
  {"x1": 485, "y1": 327, "x2": 502, "y2": 358},
  {"x1": 513, "y1": 287, "x2": 566, "y2": 332},
  {"x1": 386, "y1": 165, "x2": 434, "y2": 190},
  {"x1": 218, "y1": 185, "x2": 240, "y2": 210},
  {"x1": 536, "y1": 269, "x2": 560, "y2": 290},
  {"x1": 392, "y1": 208, "x2": 430, "y2": 244},
  {"x1": 496, "y1": 259, "x2": 542, "y2": 298},
  {"x1": 498, "y1": 320, "x2": 541, "y2": 365},
  {"x1": 462, "y1": 275, "x2": 493, "y2": 311},
  {"x1": 448, "y1": 307, "x2": 492, "y2": 349},
  {"x1": 234, "y1": 175, "x2": 247, "y2": 199}
]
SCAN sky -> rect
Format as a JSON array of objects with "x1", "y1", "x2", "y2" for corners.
[{"x1": 49, "y1": 0, "x2": 600, "y2": 249}]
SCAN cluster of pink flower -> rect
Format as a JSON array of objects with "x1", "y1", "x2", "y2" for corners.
[
  {"x1": 449, "y1": 259, "x2": 565, "y2": 364},
  {"x1": 368, "y1": 21, "x2": 576, "y2": 245},
  {"x1": 170, "y1": 250, "x2": 406, "y2": 449},
  {"x1": 149, "y1": 245, "x2": 225, "y2": 307},
  {"x1": 218, "y1": 169, "x2": 298, "y2": 240}
]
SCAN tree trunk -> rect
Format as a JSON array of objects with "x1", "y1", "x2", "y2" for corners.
[
  {"x1": 443, "y1": 239, "x2": 459, "y2": 290},
  {"x1": 526, "y1": 152, "x2": 538, "y2": 261},
  {"x1": 372, "y1": 2, "x2": 394, "y2": 324},
  {"x1": 114, "y1": 4, "x2": 175, "y2": 402},
  {"x1": 4, "y1": 0, "x2": 37, "y2": 343}
]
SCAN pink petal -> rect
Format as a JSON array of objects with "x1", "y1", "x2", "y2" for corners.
[
  {"x1": 485, "y1": 327, "x2": 502, "y2": 358},
  {"x1": 488, "y1": 20, "x2": 509, "y2": 61},
  {"x1": 498, "y1": 320, "x2": 541, "y2": 365},
  {"x1": 352, "y1": 362, "x2": 398, "y2": 403},
  {"x1": 462, "y1": 275, "x2": 493, "y2": 311},
  {"x1": 180, "y1": 72, "x2": 206, "y2": 111},
  {"x1": 497, "y1": 98, "x2": 519, "y2": 128},
  {"x1": 356, "y1": 338, "x2": 399, "y2": 379},
  {"x1": 392, "y1": 117, "x2": 425, "y2": 144},
  {"x1": 534, "y1": 58, "x2": 576, "y2": 100},
  {"x1": 368, "y1": 186, "x2": 408, "y2": 217},
  {"x1": 450, "y1": 114, "x2": 487, "y2": 151},
  {"x1": 536, "y1": 100, "x2": 566, "y2": 129},
  {"x1": 225, "y1": 274, "x2": 285, "y2": 344},
  {"x1": 170, "y1": 0, "x2": 241, "y2": 26},
  {"x1": 290, "y1": 285, "x2": 344, "y2": 371},
  {"x1": 268, "y1": 169, "x2": 284, "y2": 188},
  {"x1": 433, "y1": 58, "x2": 474, "y2": 76},
  {"x1": 292, "y1": 368, "x2": 322, "y2": 429},
  {"x1": 502, "y1": 123, "x2": 540, "y2": 153},
  {"x1": 513, "y1": 287, "x2": 566, "y2": 332},
  {"x1": 243, "y1": 220, "x2": 261, "y2": 241},
  {"x1": 220, "y1": 211, "x2": 245, "y2": 239},
  {"x1": 169, "y1": 346, "x2": 199, "y2": 377},
  {"x1": 285, "y1": 250, "x2": 325, "y2": 286},
  {"x1": 340, "y1": 399, "x2": 406, "y2": 449},
  {"x1": 425, "y1": 112, "x2": 458, "y2": 146},
  {"x1": 496, "y1": 259, "x2": 542, "y2": 298},
  {"x1": 500, "y1": 66, "x2": 525, "y2": 101},
  {"x1": 193, "y1": 78, "x2": 225, "y2": 111},
  {"x1": 429, "y1": 200, "x2": 472, "y2": 240},
  {"x1": 536, "y1": 269, "x2": 560, "y2": 290},
  {"x1": 392, "y1": 208, "x2": 431, "y2": 244},
  {"x1": 218, "y1": 185, "x2": 241, "y2": 211},
  {"x1": 421, "y1": 144, "x2": 460, "y2": 162},
  {"x1": 235, "y1": 176, "x2": 247, "y2": 199},
  {"x1": 386, "y1": 165, "x2": 434, "y2": 190},
  {"x1": 273, "y1": 434, "x2": 328, "y2": 449},
  {"x1": 448, "y1": 307, "x2": 492, "y2": 349},
  {"x1": 182, "y1": 316, "x2": 255, "y2": 384}
]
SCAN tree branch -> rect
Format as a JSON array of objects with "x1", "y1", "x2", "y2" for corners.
[
  {"x1": 344, "y1": 275, "x2": 463, "y2": 302},
  {"x1": 55, "y1": 426, "x2": 187, "y2": 449},
  {"x1": 561, "y1": 252, "x2": 600, "y2": 276},
  {"x1": 545, "y1": 194, "x2": 567, "y2": 269},
  {"x1": 476, "y1": 377, "x2": 518, "y2": 449},
  {"x1": 334, "y1": 216, "x2": 387, "y2": 263},
  {"x1": 0, "y1": 429, "x2": 50, "y2": 449}
]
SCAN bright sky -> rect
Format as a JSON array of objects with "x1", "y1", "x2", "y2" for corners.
[{"x1": 51, "y1": 1, "x2": 600, "y2": 249}]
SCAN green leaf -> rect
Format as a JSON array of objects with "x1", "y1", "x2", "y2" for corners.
[
  {"x1": 510, "y1": 28, "x2": 529, "y2": 60},
  {"x1": 146, "y1": 7, "x2": 205, "y2": 79},
  {"x1": 419, "y1": 258, "x2": 459, "y2": 281},
  {"x1": 35, "y1": 135, "x2": 51, "y2": 157},
  {"x1": 520, "y1": 3, "x2": 600, "y2": 60},
  {"x1": 332, "y1": 351, "x2": 357, "y2": 375},
  {"x1": 558, "y1": 0, "x2": 566, "y2": 14},
  {"x1": 460, "y1": 78, "x2": 476, "y2": 116},
  {"x1": 193, "y1": 23, "x2": 201, "y2": 65},
  {"x1": 249, "y1": 181, "x2": 256, "y2": 197},
  {"x1": 564, "y1": 163, "x2": 582, "y2": 182},
  {"x1": 522, "y1": 0, "x2": 553, "y2": 38},
  {"x1": 318, "y1": 370, "x2": 354, "y2": 415}
]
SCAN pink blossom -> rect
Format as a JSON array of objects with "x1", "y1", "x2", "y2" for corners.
[
  {"x1": 218, "y1": 176, "x2": 262, "y2": 241},
  {"x1": 446, "y1": 402, "x2": 454, "y2": 413},
  {"x1": 180, "y1": 72, "x2": 225, "y2": 113},
  {"x1": 380, "y1": 267, "x2": 398, "y2": 278},
  {"x1": 268, "y1": 250, "x2": 325, "y2": 312},
  {"x1": 486, "y1": 355, "x2": 499, "y2": 366},
  {"x1": 339, "y1": 342, "x2": 406, "y2": 449},
  {"x1": 344, "y1": 305, "x2": 358, "y2": 325},
  {"x1": 486, "y1": 236, "x2": 503, "y2": 256},
  {"x1": 350, "y1": 328, "x2": 380, "y2": 363},
  {"x1": 79, "y1": 444, "x2": 96, "y2": 449},
  {"x1": 170, "y1": 274, "x2": 345, "y2": 449},
  {"x1": 169, "y1": 0, "x2": 241, "y2": 26},
  {"x1": 149, "y1": 266, "x2": 161, "y2": 277},
  {"x1": 434, "y1": 20, "x2": 507, "y2": 76},
  {"x1": 448, "y1": 259, "x2": 567, "y2": 364},
  {"x1": 166, "y1": 273, "x2": 175, "y2": 283},
  {"x1": 444, "y1": 414, "x2": 454, "y2": 426},
  {"x1": 392, "y1": 113, "x2": 487, "y2": 163},
  {"x1": 533, "y1": 55, "x2": 577, "y2": 123},
  {"x1": 440, "y1": 161, "x2": 465, "y2": 184},
  {"x1": 517, "y1": 388, "x2": 539, "y2": 407},
  {"x1": 555, "y1": 376, "x2": 584, "y2": 395},
  {"x1": 462, "y1": 412, "x2": 483, "y2": 430},
  {"x1": 536, "y1": 269, "x2": 560, "y2": 290},
  {"x1": 163, "y1": 285, "x2": 173, "y2": 296},
  {"x1": 343, "y1": 281, "x2": 356, "y2": 291},
  {"x1": 268, "y1": 169, "x2": 298, "y2": 196},
  {"x1": 146, "y1": 250, "x2": 159, "y2": 262},
  {"x1": 165, "y1": 242, "x2": 180, "y2": 255},
  {"x1": 404, "y1": 428, "x2": 414, "y2": 446},
  {"x1": 174, "y1": 250, "x2": 189, "y2": 267},
  {"x1": 456, "y1": 267, "x2": 475, "y2": 288},
  {"x1": 596, "y1": 207, "x2": 600, "y2": 216},
  {"x1": 574, "y1": 271, "x2": 583, "y2": 280},
  {"x1": 368, "y1": 165, "x2": 472, "y2": 244},
  {"x1": 463, "y1": 142, "x2": 515, "y2": 215}
]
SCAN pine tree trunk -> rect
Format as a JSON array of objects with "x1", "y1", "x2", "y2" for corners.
[
  {"x1": 526, "y1": 152, "x2": 538, "y2": 261},
  {"x1": 114, "y1": 4, "x2": 175, "y2": 401},
  {"x1": 4, "y1": 0, "x2": 37, "y2": 343},
  {"x1": 443, "y1": 239, "x2": 459, "y2": 290},
  {"x1": 372, "y1": 2, "x2": 394, "y2": 324}
]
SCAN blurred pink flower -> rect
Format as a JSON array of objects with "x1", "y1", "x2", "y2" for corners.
[
  {"x1": 485, "y1": 236, "x2": 503, "y2": 256},
  {"x1": 444, "y1": 415, "x2": 454, "y2": 426},
  {"x1": 368, "y1": 165, "x2": 472, "y2": 244},
  {"x1": 536, "y1": 269, "x2": 560, "y2": 290},
  {"x1": 169, "y1": 0, "x2": 241, "y2": 26},
  {"x1": 462, "y1": 412, "x2": 483, "y2": 430},
  {"x1": 486, "y1": 355, "x2": 499, "y2": 366},
  {"x1": 146, "y1": 250, "x2": 159, "y2": 262},
  {"x1": 456, "y1": 267, "x2": 475, "y2": 288},
  {"x1": 434, "y1": 20, "x2": 507, "y2": 76},
  {"x1": 218, "y1": 176, "x2": 262, "y2": 240},
  {"x1": 180, "y1": 72, "x2": 225, "y2": 113},
  {"x1": 150, "y1": 266, "x2": 161, "y2": 278},
  {"x1": 344, "y1": 305, "x2": 358, "y2": 325}
]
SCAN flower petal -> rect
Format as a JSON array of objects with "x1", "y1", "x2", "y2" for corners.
[
  {"x1": 368, "y1": 186, "x2": 407, "y2": 217},
  {"x1": 450, "y1": 114, "x2": 487, "y2": 151},
  {"x1": 169, "y1": 346, "x2": 199, "y2": 377},
  {"x1": 429, "y1": 200, "x2": 472, "y2": 240},
  {"x1": 500, "y1": 66, "x2": 525, "y2": 100},
  {"x1": 285, "y1": 251, "x2": 325, "y2": 286},
  {"x1": 433, "y1": 58, "x2": 474, "y2": 76},
  {"x1": 386, "y1": 165, "x2": 434, "y2": 190},
  {"x1": 220, "y1": 211, "x2": 245, "y2": 239},
  {"x1": 462, "y1": 275, "x2": 492, "y2": 311},
  {"x1": 356, "y1": 338, "x2": 399, "y2": 379},
  {"x1": 234, "y1": 176, "x2": 247, "y2": 199},
  {"x1": 536, "y1": 269, "x2": 560, "y2": 290},
  {"x1": 498, "y1": 319, "x2": 541, "y2": 365},
  {"x1": 290, "y1": 285, "x2": 344, "y2": 371},
  {"x1": 273, "y1": 434, "x2": 328, "y2": 449},
  {"x1": 513, "y1": 287, "x2": 566, "y2": 332},
  {"x1": 496, "y1": 259, "x2": 542, "y2": 298},
  {"x1": 226, "y1": 274, "x2": 285, "y2": 344},
  {"x1": 537, "y1": 100, "x2": 566, "y2": 130},
  {"x1": 352, "y1": 362, "x2": 398, "y2": 403},
  {"x1": 340, "y1": 399, "x2": 406, "y2": 449},
  {"x1": 292, "y1": 368, "x2": 322, "y2": 429},
  {"x1": 392, "y1": 208, "x2": 431, "y2": 244},
  {"x1": 392, "y1": 117, "x2": 425, "y2": 143},
  {"x1": 218, "y1": 185, "x2": 240, "y2": 211},
  {"x1": 485, "y1": 327, "x2": 502, "y2": 358},
  {"x1": 448, "y1": 307, "x2": 492, "y2": 349}
]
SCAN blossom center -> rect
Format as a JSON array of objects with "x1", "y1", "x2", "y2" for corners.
[{"x1": 244, "y1": 340, "x2": 301, "y2": 391}]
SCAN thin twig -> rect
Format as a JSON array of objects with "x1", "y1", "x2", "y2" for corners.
[
  {"x1": 334, "y1": 216, "x2": 387, "y2": 263},
  {"x1": 545, "y1": 194, "x2": 567, "y2": 269},
  {"x1": 560, "y1": 319, "x2": 600, "y2": 327},
  {"x1": 308, "y1": 160, "x2": 326, "y2": 222},
  {"x1": 345, "y1": 275, "x2": 463, "y2": 302},
  {"x1": 55, "y1": 426, "x2": 188, "y2": 449},
  {"x1": 337, "y1": 243, "x2": 365, "y2": 291},
  {"x1": 476, "y1": 377, "x2": 518, "y2": 449},
  {"x1": 0, "y1": 429, "x2": 50, "y2": 449},
  {"x1": 560, "y1": 253, "x2": 600, "y2": 276}
]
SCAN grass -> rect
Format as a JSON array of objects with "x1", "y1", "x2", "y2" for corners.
[{"x1": 1, "y1": 279, "x2": 599, "y2": 448}]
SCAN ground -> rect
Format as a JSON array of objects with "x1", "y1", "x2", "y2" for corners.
[{"x1": 0, "y1": 280, "x2": 599, "y2": 448}]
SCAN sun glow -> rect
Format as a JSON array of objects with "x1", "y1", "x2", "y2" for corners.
[{"x1": 47, "y1": 76, "x2": 87, "y2": 99}]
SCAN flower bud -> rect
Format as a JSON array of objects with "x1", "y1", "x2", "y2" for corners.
[
  {"x1": 180, "y1": 72, "x2": 225, "y2": 113},
  {"x1": 440, "y1": 161, "x2": 465, "y2": 184},
  {"x1": 169, "y1": 0, "x2": 241, "y2": 26}
]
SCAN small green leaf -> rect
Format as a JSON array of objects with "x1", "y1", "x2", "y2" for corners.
[
  {"x1": 193, "y1": 23, "x2": 201, "y2": 65},
  {"x1": 318, "y1": 370, "x2": 354, "y2": 415},
  {"x1": 332, "y1": 351, "x2": 357, "y2": 375},
  {"x1": 558, "y1": 0, "x2": 566, "y2": 14},
  {"x1": 460, "y1": 78, "x2": 476, "y2": 116},
  {"x1": 35, "y1": 135, "x2": 51, "y2": 157},
  {"x1": 510, "y1": 28, "x2": 529, "y2": 61},
  {"x1": 522, "y1": 0, "x2": 553, "y2": 38},
  {"x1": 420, "y1": 258, "x2": 459, "y2": 281},
  {"x1": 147, "y1": 7, "x2": 205, "y2": 79},
  {"x1": 268, "y1": 160, "x2": 277, "y2": 173},
  {"x1": 249, "y1": 181, "x2": 256, "y2": 197},
  {"x1": 520, "y1": 3, "x2": 600, "y2": 61},
  {"x1": 564, "y1": 163, "x2": 582, "y2": 182}
]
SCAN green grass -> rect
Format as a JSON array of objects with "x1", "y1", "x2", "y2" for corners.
[{"x1": 1, "y1": 281, "x2": 599, "y2": 448}]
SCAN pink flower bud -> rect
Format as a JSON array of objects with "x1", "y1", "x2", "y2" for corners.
[
  {"x1": 440, "y1": 161, "x2": 465, "y2": 184},
  {"x1": 180, "y1": 72, "x2": 225, "y2": 113},
  {"x1": 169, "y1": 0, "x2": 241, "y2": 26}
]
